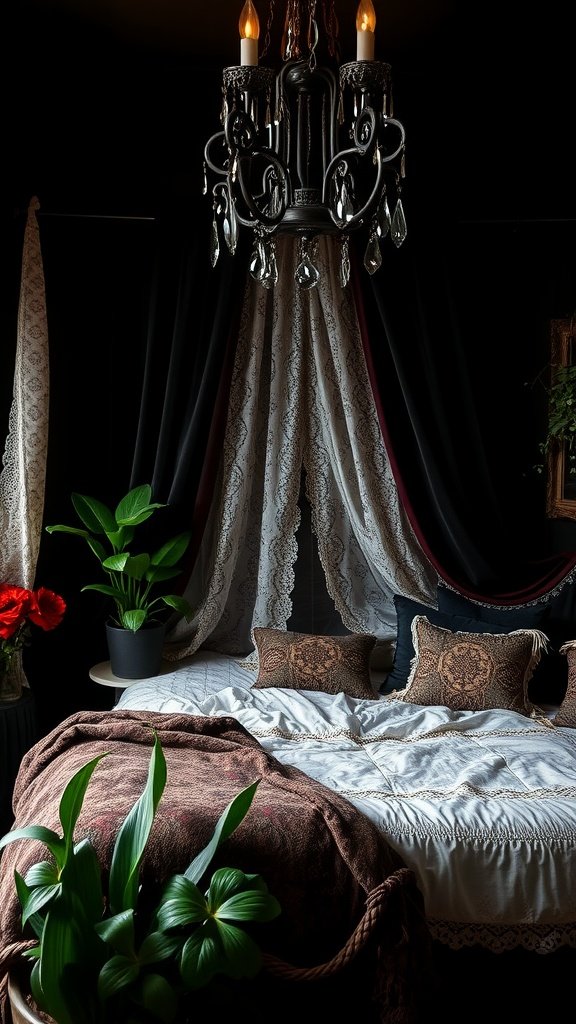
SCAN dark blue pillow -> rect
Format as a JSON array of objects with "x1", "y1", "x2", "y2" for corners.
[
  {"x1": 385, "y1": 594, "x2": 512, "y2": 693},
  {"x1": 436, "y1": 585, "x2": 548, "y2": 630}
]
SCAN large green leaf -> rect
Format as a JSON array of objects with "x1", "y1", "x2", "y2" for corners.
[
  {"x1": 97, "y1": 954, "x2": 140, "y2": 1002},
  {"x1": 120, "y1": 609, "x2": 148, "y2": 631},
  {"x1": 0, "y1": 825, "x2": 64, "y2": 863},
  {"x1": 44, "y1": 524, "x2": 91, "y2": 539},
  {"x1": 137, "y1": 931, "x2": 182, "y2": 965},
  {"x1": 59, "y1": 755, "x2": 107, "y2": 860},
  {"x1": 115, "y1": 484, "x2": 165, "y2": 527},
  {"x1": 206, "y1": 868, "x2": 280, "y2": 923},
  {"x1": 145, "y1": 567, "x2": 181, "y2": 584},
  {"x1": 132, "y1": 973, "x2": 179, "y2": 1024},
  {"x1": 155, "y1": 875, "x2": 207, "y2": 930},
  {"x1": 184, "y1": 781, "x2": 260, "y2": 884},
  {"x1": 37, "y1": 899, "x2": 85, "y2": 1024},
  {"x1": 108, "y1": 733, "x2": 167, "y2": 914},
  {"x1": 179, "y1": 927, "x2": 222, "y2": 989},
  {"x1": 150, "y1": 533, "x2": 192, "y2": 568},
  {"x1": 71, "y1": 493, "x2": 117, "y2": 534},
  {"x1": 161, "y1": 595, "x2": 193, "y2": 618},
  {"x1": 214, "y1": 921, "x2": 262, "y2": 978},
  {"x1": 103, "y1": 553, "x2": 150, "y2": 579},
  {"x1": 95, "y1": 909, "x2": 135, "y2": 957}
]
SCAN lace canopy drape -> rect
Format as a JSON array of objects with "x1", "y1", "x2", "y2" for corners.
[
  {"x1": 165, "y1": 236, "x2": 438, "y2": 661},
  {"x1": 0, "y1": 197, "x2": 50, "y2": 690}
]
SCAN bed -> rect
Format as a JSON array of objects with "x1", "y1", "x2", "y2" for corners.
[
  {"x1": 110, "y1": 640, "x2": 576, "y2": 957},
  {"x1": 1, "y1": 610, "x2": 576, "y2": 1021}
]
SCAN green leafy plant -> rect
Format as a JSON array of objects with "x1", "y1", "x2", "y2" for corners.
[
  {"x1": 45, "y1": 484, "x2": 194, "y2": 632},
  {"x1": 535, "y1": 363, "x2": 576, "y2": 475},
  {"x1": 0, "y1": 733, "x2": 281, "y2": 1024}
]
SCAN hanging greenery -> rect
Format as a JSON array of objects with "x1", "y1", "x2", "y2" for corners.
[{"x1": 539, "y1": 363, "x2": 576, "y2": 475}]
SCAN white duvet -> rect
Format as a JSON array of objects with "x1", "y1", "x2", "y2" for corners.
[{"x1": 115, "y1": 651, "x2": 576, "y2": 952}]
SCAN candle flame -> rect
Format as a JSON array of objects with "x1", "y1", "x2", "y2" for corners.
[
  {"x1": 356, "y1": 0, "x2": 376, "y2": 33},
  {"x1": 239, "y1": 0, "x2": 260, "y2": 41}
]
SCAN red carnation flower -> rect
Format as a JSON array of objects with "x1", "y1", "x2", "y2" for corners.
[
  {"x1": 0, "y1": 584, "x2": 33, "y2": 640},
  {"x1": 28, "y1": 587, "x2": 67, "y2": 631}
]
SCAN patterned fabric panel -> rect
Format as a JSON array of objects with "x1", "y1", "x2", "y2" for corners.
[
  {"x1": 556, "y1": 642, "x2": 576, "y2": 727},
  {"x1": 252, "y1": 628, "x2": 376, "y2": 699},
  {"x1": 400, "y1": 616, "x2": 545, "y2": 715}
]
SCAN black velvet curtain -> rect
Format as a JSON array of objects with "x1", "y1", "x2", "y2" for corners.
[
  {"x1": 129, "y1": 215, "x2": 248, "y2": 572},
  {"x1": 352, "y1": 227, "x2": 576, "y2": 602}
]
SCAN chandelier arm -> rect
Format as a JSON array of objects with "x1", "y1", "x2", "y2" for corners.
[
  {"x1": 232, "y1": 150, "x2": 290, "y2": 229},
  {"x1": 204, "y1": 131, "x2": 231, "y2": 177},
  {"x1": 322, "y1": 145, "x2": 385, "y2": 231},
  {"x1": 377, "y1": 117, "x2": 406, "y2": 162}
]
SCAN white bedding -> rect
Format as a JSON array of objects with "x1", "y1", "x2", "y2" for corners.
[{"x1": 115, "y1": 651, "x2": 576, "y2": 953}]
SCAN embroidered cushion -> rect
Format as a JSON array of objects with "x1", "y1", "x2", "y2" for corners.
[
  {"x1": 436, "y1": 584, "x2": 568, "y2": 704},
  {"x1": 252, "y1": 628, "x2": 377, "y2": 699},
  {"x1": 386, "y1": 594, "x2": 511, "y2": 695},
  {"x1": 397, "y1": 615, "x2": 547, "y2": 715}
]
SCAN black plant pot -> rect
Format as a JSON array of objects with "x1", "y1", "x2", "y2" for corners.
[{"x1": 105, "y1": 620, "x2": 166, "y2": 680}]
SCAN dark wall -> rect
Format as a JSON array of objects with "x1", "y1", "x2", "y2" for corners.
[{"x1": 3, "y1": 1, "x2": 575, "y2": 733}]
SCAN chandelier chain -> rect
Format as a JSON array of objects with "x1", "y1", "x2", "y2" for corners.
[{"x1": 261, "y1": 0, "x2": 276, "y2": 60}]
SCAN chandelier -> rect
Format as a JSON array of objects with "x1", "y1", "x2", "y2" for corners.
[{"x1": 203, "y1": 0, "x2": 407, "y2": 290}]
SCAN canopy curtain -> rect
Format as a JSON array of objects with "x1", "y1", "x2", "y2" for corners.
[
  {"x1": 0, "y1": 197, "x2": 50, "y2": 690},
  {"x1": 164, "y1": 235, "x2": 438, "y2": 661},
  {"x1": 129, "y1": 214, "x2": 247, "y2": 572},
  {"x1": 353, "y1": 236, "x2": 576, "y2": 605}
]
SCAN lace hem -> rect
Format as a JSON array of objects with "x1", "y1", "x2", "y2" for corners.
[{"x1": 428, "y1": 918, "x2": 576, "y2": 953}]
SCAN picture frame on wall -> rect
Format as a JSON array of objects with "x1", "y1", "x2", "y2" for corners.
[{"x1": 546, "y1": 318, "x2": 576, "y2": 520}]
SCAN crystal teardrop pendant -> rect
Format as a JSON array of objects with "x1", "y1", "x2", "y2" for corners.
[
  {"x1": 339, "y1": 236, "x2": 350, "y2": 288},
  {"x1": 249, "y1": 237, "x2": 266, "y2": 282},
  {"x1": 261, "y1": 240, "x2": 278, "y2": 289},
  {"x1": 335, "y1": 180, "x2": 354, "y2": 227},
  {"x1": 363, "y1": 232, "x2": 382, "y2": 275},
  {"x1": 377, "y1": 194, "x2": 391, "y2": 238},
  {"x1": 266, "y1": 179, "x2": 283, "y2": 221},
  {"x1": 295, "y1": 255, "x2": 320, "y2": 289},
  {"x1": 391, "y1": 198, "x2": 407, "y2": 247},
  {"x1": 222, "y1": 197, "x2": 238, "y2": 254},
  {"x1": 210, "y1": 219, "x2": 220, "y2": 269}
]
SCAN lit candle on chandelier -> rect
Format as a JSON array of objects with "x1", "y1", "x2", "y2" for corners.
[
  {"x1": 239, "y1": 0, "x2": 260, "y2": 66},
  {"x1": 356, "y1": 0, "x2": 376, "y2": 60}
]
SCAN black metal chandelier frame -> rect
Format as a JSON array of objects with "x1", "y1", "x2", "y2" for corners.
[{"x1": 204, "y1": 1, "x2": 408, "y2": 289}]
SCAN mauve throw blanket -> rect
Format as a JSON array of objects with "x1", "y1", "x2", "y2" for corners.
[{"x1": 0, "y1": 710, "x2": 432, "y2": 1022}]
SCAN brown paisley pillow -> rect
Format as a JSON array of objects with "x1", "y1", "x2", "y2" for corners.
[
  {"x1": 398, "y1": 615, "x2": 548, "y2": 715},
  {"x1": 556, "y1": 642, "x2": 576, "y2": 727},
  {"x1": 252, "y1": 628, "x2": 377, "y2": 699}
]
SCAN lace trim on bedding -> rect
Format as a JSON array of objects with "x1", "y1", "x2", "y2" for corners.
[
  {"x1": 336, "y1": 813, "x2": 576, "y2": 842},
  {"x1": 248, "y1": 719, "x2": 556, "y2": 747},
  {"x1": 428, "y1": 918, "x2": 576, "y2": 954},
  {"x1": 334, "y1": 786, "x2": 573, "y2": 811}
]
